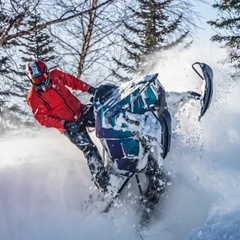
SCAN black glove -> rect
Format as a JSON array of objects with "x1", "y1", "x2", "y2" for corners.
[
  {"x1": 63, "y1": 121, "x2": 80, "y2": 133},
  {"x1": 88, "y1": 86, "x2": 97, "y2": 95}
]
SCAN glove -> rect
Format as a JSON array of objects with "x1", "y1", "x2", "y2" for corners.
[
  {"x1": 63, "y1": 121, "x2": 80, "y2": 133},
  {"x1": 88, "y1": 86, "x2": 97, "y2": 95}
]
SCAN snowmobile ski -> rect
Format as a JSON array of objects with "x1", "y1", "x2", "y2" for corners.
[{"x1": 192, "y1": 62, "x2": 213, "y2": 120}]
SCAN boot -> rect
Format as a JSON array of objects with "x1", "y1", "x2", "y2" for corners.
[
  {"x1": 95, "y1": 169, "x2": 128, "y2": 197},
  {"x1": 95, "y1": 169, "x2": 110, "y2": 192},
  {"x1": 105, "y1": 173, "x2": 128, "y2": 197}
]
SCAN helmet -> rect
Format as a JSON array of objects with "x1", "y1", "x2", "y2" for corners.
[{"x1": 26, "y1": 59, "x2": 50, "y2": 90}]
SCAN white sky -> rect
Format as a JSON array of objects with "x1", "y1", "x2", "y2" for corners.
[{"x1": 194, "y1": 0, "x2": 220, "y2": 44}]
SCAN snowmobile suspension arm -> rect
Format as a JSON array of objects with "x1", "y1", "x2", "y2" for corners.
[{"x1": 135, "y1": 174, "x2": 144, "y2": 196}]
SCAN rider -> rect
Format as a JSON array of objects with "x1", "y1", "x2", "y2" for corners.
[{"x1": 26, "y1": 59, "x2": 110, "y2": 192}]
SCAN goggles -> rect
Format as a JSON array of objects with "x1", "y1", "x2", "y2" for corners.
[
  {"x1": 28, "y1": 61, "x2": 50, "y2": 90},
  {"x1": 31, "y1": 73, "x2": 48, "y2": 85},
  {"x1": 31, "y1": 75, "x2": 50, "y2": 91}
]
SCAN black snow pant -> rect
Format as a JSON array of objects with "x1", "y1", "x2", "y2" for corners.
[{"x1": 63, "y1": 104, "x2": 109, "y2": 190}]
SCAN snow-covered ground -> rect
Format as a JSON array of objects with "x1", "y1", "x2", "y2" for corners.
[{"x1": 1, "y1": 47, "x2": 240, "y2": 240}]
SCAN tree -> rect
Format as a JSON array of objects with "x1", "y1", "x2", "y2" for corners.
[
  {"x1": 12, "y1": 11, "x2": 57, "y2": 99},
  {"x1": 49, "y1": 0, "x2": 127, "y2": 86},
  {"x1": 112, "y1": 0, "x2": 195, "y2": 81},
  {"x1": 0, "y1": 1, "x2": 15, "y2": 101},
  {"x1": 18, "y1": 13, "x2": 58, "y2": 76},
  {"x1": 3, "y1": 12, "x2": 58, "y2": 128},
  {"x1": 0, "y1": 50, "x2": 15, "y2": 132},
  {"x1": 0, "y1": 56, "x2": 10, "y2": 75},
  {"x1": 0, "y1": 0, "x2": 113, "y2": 47},
  {"x1": 208, "y1": 0, "x2": 240, "y2": 73}
]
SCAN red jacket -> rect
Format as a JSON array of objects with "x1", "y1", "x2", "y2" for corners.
[{"x1": 27, "y1": 68, "x2": 91, "y2": 133}]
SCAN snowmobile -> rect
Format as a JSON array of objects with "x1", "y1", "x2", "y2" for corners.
[{"x1": 92, "y1": 62, "x2": 213, "y2": 219}]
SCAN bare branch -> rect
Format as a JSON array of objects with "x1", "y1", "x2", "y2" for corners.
[
  {"x1": 76, "y1": 0, "x2": 98, "y2": 78},
  {"x1": 0, "y1": 0, "x2": 113, "y2": 47}
]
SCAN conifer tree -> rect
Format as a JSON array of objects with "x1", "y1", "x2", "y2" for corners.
[
  {"x1": 112, "y1": 0, "x2": 190, "y2": 81},
  {"x1": 19, "y1": 14, "x2": 57, "y2": 74},
  {"x1": 14, "y1": 13, "x2": 57, "y2": 96},
  {"x1": 9, "y1": 13, "x2": 57, "y2": 125},
  {"x1": 208, "y1": 0, "x2": 240, "y2": 72}
]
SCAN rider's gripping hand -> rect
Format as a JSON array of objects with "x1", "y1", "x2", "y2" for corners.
[
  {"x1": 63, "y1": 120, "x2": 80, "y2": 133},
  {"x1": 88, "y1": 86, "x2": 97, "y2": 95}
]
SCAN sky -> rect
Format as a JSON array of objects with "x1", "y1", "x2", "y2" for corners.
[
  {"x1": 190, "y1": 0, "x2": 223, "y2": 52},
  {"x1": 194, "y1": 0, "x2": 219, "y2": 38}
]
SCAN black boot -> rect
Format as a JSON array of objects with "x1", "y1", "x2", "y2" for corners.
[{"x1": 95, "y1": 169, "x2": 110, "y2": 192}]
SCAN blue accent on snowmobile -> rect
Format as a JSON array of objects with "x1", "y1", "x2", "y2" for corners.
[
  {"x1": 93, "y1": 74, "x2": 171, "y2": 173},
  {"x1": 192, "y1": 62, "x2": 213, "y2": 120}
]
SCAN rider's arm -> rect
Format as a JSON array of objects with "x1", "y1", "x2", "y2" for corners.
[
  {"x1": 27, "y1": 91, "x2": 65, "y2": 132},
  {"x1": 53, "y1": 69, "x2": 91, "y2": 93}
]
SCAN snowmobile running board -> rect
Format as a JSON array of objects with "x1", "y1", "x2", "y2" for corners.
[{"x1": 192, "y1": 62, "x2": 213, "y2": 120}]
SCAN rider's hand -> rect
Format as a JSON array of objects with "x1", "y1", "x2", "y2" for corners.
[
  {"x1": 63, "y1": 121, "x2": 80, "y2": 133},
  {"x1": 88, "y1": 86, "x2": 97, "y2": 95}
]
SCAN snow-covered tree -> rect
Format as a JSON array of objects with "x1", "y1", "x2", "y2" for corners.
[
  {"x1": 208, "y1": 0, "x2": 240, "y2": 73},
  {"x1": 112, "y1": 0, "x2": 196, "y2": 81},
  {"x1": 3, "y1": 13, "x2": 58, "y2": 129},
  {"x1": 17, "y1": 13, "x2": 58, "y2": 76}
]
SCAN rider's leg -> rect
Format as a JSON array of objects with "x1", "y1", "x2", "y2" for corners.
[
  {"x1": 63, "y1": 121, "x2": 109, "y2": 192},
  {"x1": 64, "y1": 104, "x2": 127, "y2": 195},
  {"x1": 81, "y1": 104, "x2": 95, "y2": 127}
]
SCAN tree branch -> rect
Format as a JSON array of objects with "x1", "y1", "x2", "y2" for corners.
[{"x1": 0, "y1": 0, "x2": 113, "y2": 47}]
